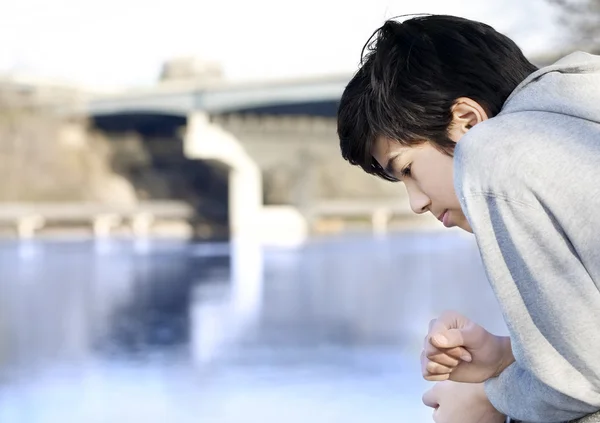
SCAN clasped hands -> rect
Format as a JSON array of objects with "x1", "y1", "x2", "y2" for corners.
[{"x1": 420, "y1": 311, "x2": 514, "y2": 423}]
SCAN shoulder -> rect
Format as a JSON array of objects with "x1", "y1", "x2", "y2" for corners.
[
  {"x1": 453, "y1": 112, "x2": 587, "y2": 203},
  {"x1": 454, "y1": 114, "x2": 532, "y2": 199},
  {"x1": 455, "y1": 109, "x2": 600, "y2": 204}
]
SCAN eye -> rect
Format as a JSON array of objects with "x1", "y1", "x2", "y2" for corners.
[{"x1": 400, "y1": 164, "x2": 412, "y2": 178}]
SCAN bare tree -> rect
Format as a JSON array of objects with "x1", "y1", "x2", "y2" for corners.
[{"x1": 548, "y1": 0, "x2": 600, "y2": 51}]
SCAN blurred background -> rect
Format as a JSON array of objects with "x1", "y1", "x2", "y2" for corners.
[{"x1": 0, "y1": 0, "x2": 597, "y2": 422}]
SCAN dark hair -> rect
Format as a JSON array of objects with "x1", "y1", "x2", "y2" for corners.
[{"x1": 337, "y1": 14, "x2": 538, "y2": 181}]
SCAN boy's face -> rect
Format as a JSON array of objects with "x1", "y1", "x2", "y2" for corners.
[
  {"x1": 370, "y1": 97, "x2": 489, "y2": 233},
  {"x1": 371, "y1": 135, "x2": 472, "y2": 233}
]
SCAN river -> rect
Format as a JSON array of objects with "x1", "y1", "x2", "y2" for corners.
[{"x1": 0, "y1": 231, "x2": 506, "y2": 422}]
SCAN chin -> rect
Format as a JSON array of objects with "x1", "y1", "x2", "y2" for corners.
[{"x1": 457, "y1": 222, "x2": 473, "y2": 233}]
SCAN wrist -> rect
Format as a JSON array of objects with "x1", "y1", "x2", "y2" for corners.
[
  {"x1": 493, "y1": 336, "x2": 515, "y2": 378},
  {"x1": 474, "y1": 381, "x2": 489, "y2": 402},
  {"x1": 479, "y1": 381, "x2": 507, "y2": 422}
]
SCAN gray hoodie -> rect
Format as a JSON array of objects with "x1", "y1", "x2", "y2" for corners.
[{"x1": 454, "y1": 51, "x2": 600, "y2": 423}]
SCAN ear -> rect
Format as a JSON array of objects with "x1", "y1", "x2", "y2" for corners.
[{"x1": 448, "y1": 97, "x2": 489, "y2": 141}]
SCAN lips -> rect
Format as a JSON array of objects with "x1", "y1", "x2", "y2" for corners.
[
  {"x1": 437, "y1": 210, "x2": 452, "y2": 228},
  {"x1": 437, "y1": 210, "x2": 448, "y2": 223}
]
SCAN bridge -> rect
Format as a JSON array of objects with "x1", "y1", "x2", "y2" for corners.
[
  {"x1": 73, "y1": 64, "x2": 434, "y2": 242},
  {"x1": 8, "y1": 54, "x2": 563, "y2": 241},
  {"x1": 85, "y1": 74, "x2": 345, "y2": 118}
]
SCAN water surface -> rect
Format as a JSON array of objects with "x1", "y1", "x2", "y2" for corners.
[{"x1": 0, "y1": 232, "x2": 505, "y2": 422}]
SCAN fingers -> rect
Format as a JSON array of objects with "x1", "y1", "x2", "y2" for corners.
[
  {"x1": 422, "y1": 330, "x2": 472, "y2": 381},
  {"x1": 423, "y1": 334, "x2": 471, "y2": 364},
  {"x1": 427, "y1": 349, "x2": 461, "y2": 367},
  {"x1": 431, "y1": 345, "x2": 472, "y2": 363},
  {"x1": 430, "y1": 328, "x2": 465, "y2": 349},
  {"x1": 429, "y1": 318, "x2": 437, "y2": 333},
  {"x1": 427, "y1": 316, "x2": 473, "y2": 361},
  {"x1": 426, "y1": 361, "x2": 453, "y2": 374},
  {"x1": 421, "y1": 349, "x2": 452, "y2": 381},
  {"x1": 423, "y1": 368, "x2": 451, "y2": 381}
]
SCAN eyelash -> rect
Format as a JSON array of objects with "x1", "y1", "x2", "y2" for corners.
[{"x1": 400, "y1": 164, "x2": 412, "y2": 178}]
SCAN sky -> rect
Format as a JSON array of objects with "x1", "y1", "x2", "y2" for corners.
[{"x1": 0, "y1": 0, "x2": 563, "y2": 90}]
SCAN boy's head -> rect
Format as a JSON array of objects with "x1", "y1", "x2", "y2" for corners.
[{"x1": 337, "y1": 14, "x2": 537, "y2": 231}]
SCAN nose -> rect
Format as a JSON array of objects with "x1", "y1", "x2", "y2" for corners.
[{"x1": 405, "y1": 181, "x2": 430, "y2": 215}]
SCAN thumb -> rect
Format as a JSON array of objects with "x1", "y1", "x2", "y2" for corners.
[{"x1": 431, "y1": 328, "x2": 465, "y2": 349}]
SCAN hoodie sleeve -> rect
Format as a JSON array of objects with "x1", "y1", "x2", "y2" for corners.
[
  {"x1": 454, "y1": 114, "x2": 600, "y2": 422},
  {"x1": 484, "y1": 358, "x2": 598, "y2": 422}
]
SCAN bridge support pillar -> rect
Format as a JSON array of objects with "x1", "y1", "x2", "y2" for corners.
[
  {"x1": 371, "y1": 208, "x2": 392, "y2": 237},
  {"x1": 185, "y1": 113, "x2": 264, "y2": 358},
  {"x1": 131, "y1": 212, "x2": 155, "y2": 238},
  {"x1": 92, "y1": 214, "x2": 122, "y2": 238},
  {"x1": 184, "y1": 112, "x2": 262, "y2": 240},
  {"x1": 16, "y1": 215, "x2": 45, "y2": 239}
]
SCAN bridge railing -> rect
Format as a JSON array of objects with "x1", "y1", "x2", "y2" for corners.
[
  {"x1": 0, "y1": 199, "x2": 438, "y2": 240},
  {"x1": 0, "y1": 201, "x2": 196, "y2": 238},
  {"x1": 310, "y1": 200, "x2": 436, "y2": 235}
]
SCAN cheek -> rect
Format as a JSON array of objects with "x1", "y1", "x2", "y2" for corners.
[{"x1": 413, "y1": 165, "x2": 456, "y2": 200}]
